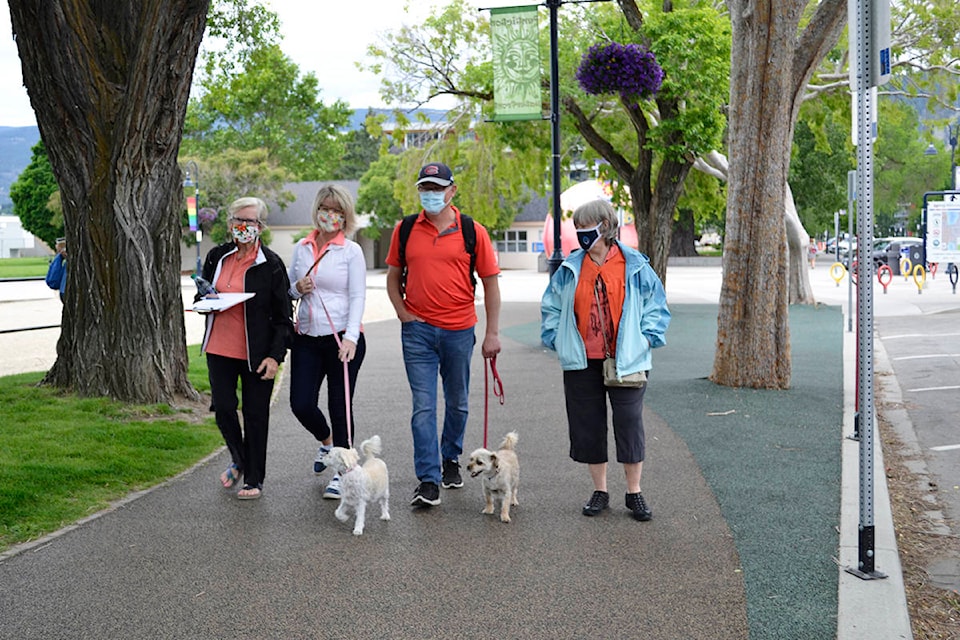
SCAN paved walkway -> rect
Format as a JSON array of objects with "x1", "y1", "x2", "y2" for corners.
[{"x1": 1, "y1": 259, "x2": 952, "y2": 638}]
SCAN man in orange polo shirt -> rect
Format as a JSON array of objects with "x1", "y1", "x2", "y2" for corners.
[{"x1": 385, "y1": 162, "x2": 502, "y2": 508}]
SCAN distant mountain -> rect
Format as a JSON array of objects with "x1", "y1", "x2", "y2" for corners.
[
  {"x1": 0, "y1": 126, "x2": 41, "y2": 213},
  {"x1": 0, "y1": 108, "x2": 450, "y2": 214}
]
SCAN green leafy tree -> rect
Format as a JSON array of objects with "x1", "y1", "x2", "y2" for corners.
[
  {"x1": 789, "y1": 97, "x2": 853, "y2": 237},
  {"x1": 357, "y1": 153, "x2": 403, "y2": 238},
  {"x1": 333, "y1": 118, "x2": 383, "y2": 180},
  {"x1": 363, "y1": 0, "x2": 730, "y2": 282},
  {"x1": 179, "y1": 149, "x2": 293, "y2": 246},
  {"x1": 9, "y1": 140, "x2": 61, "y2": 248},
  {"x1": 362, "y1": 1, "x2": 550, "y2": 233},
  {"x1": 182, "y1": 44, "x2": 352, "y2": 181}
]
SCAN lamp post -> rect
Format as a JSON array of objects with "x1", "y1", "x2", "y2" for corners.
[
  {"x1": 949, "y1": 121, "x2": 958, "y2": 191},
  {"x1": 182, "y1": 160, "x2": 201, "y2": 276}
]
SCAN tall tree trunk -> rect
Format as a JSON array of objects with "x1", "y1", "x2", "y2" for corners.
[
  {"x1": 671, "y1": 209, "x2": 698, "y2": 257},
  {"x1": 9, "y1": 0, "x2": 210, "y2": 402},
  {"x1": 786, "y1": 184, "x2": 815, "y2": 304},
  {"x1": 712, "y1": 2, "x2": 797, "y2": 389},
  {"x1": 713, "y1": 0, "x2": 846, "y2": 389}
]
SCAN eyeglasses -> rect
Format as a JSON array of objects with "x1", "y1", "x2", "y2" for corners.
[
  {"x1": 230, "y1": 217, "x2": 260, "y2": 225},
  {"x1": 417, "y1": 184, "x2": 448, "y2": 193},
  {"x1": 317, "y1": 207, "x2": 344, "y2": 216}
]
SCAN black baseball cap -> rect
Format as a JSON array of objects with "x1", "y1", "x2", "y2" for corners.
[{"x1": 416, "y1": 162, "x2": 455, "y2": 187}]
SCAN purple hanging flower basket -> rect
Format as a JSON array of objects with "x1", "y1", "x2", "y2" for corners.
[{"x1": 576, "y1": 42, "x2": 664, "y2": 102}]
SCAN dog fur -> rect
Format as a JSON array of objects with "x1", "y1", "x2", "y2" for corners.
[
  {"x1": 320, "y1": 436, "x2": 390, "y2": 535},
  {"x1": 466, "y1": 432, "x2": 519, "y2": 523}
]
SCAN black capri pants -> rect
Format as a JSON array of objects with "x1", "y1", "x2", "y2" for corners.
[{"x1": 563, "y1": 359, "x2": 647, "y2": 464}]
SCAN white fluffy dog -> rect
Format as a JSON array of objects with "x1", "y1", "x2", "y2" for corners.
[
  {"x1": 465, "y1": 431, "x2": 519, "y2": 523},
  {"x1": 320, "y1": 436, "x2": 390, "y2": 535}
]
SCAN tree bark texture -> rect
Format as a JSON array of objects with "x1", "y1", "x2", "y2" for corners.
[
  {"x1": 712, "y1": 2, "x2": 798, "y2": 389},
  {"x1": 8, "y1": 0, "x2": 210, "y2": 402},
  {"x1": 713, "y1": 0, "x2": 846, "y2": 389}
]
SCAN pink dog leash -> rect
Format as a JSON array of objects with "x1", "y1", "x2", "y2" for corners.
[{"x1": 318, "y1": 294, "x2": 353, "y2": 449}]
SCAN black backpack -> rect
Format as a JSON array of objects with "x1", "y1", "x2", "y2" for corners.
[{"x1": 398, "y1": 213, "x2": 477, "y2": 295}]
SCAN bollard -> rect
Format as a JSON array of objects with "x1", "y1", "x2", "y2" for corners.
[
  {"x1": 830, "y1": 262, "x2": 846, "y2": 287},
  {"x1": 900, "y1": 256, "x2": 912, "y2": 281},
  {"x1": 912, "y1": 264, "x2": 926, "y2": 294},
  {"x1": 949, "y1": 264, "x2": 958, "y2": 294},
  {"x1": 877, "y1": 264, "x2": 893, "y2": 294},
  {"x1": 930, "y1": 262, "x2": 938, "y2": 279}
]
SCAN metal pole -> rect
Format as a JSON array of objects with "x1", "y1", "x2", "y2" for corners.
[
  {"x1": 546, "y1": 0, "x2": 563, "y2": 276},
  {"x1": 846, "y1": 0, "x2": 886, "y2": 581}
]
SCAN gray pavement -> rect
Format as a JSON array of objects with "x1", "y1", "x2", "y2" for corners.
[{"x1": 2, "y1": 258, "x2": 955, "y2": 638}]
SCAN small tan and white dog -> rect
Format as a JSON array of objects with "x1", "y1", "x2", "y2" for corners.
[
  {"x1": 466, "y1": 431, "x2": 519, "y2": 523},
  {"x1": 320, "y1": 435, "x2": 390, "y2": 536}
]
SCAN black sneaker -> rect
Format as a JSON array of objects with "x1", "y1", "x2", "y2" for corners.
[
  {"x1": 441, "y1": 459, "x2": 463, "y2": 489},
  {"x1": 582, "y1": 490, "x2": 609, "y2": 516},
  {"x1": 410, "y1": 481, "x2": 441, "y2": 507},
  {"x1": 626, "y1": 492, "x2": 652, "y2": 521}
]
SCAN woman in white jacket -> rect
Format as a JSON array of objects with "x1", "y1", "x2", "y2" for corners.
[{"x1": 288, "y1": 184, "x2": 367, "y2": 499}]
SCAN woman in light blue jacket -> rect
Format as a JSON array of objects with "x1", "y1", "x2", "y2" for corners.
[{"x1": 541, "y1": 200, "x2": 670, "y2": 521}]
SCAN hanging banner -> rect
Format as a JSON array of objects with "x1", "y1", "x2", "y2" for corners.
[{"x1": 490, "y1": 5, "x2": 542, "y2": 122}]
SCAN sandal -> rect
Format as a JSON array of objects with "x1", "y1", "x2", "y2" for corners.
[
  {"x1": 220, "y1": 464, "x2": 241, "y2": 489},
  {"x1": 237, "y1": 484, "x2": 262, "y2": 500}
]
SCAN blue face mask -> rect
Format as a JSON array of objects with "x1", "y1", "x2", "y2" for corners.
[
  {"x1": 419, "y1": 191, "x2": 448, "y2": 215},
  {"x1": 576, "y1": 223, "x2": 602, "y2": 251}
]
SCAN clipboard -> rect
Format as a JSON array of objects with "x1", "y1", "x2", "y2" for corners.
[{"x1": 191, "y1": 292, "x2": 255, "y2": 313}]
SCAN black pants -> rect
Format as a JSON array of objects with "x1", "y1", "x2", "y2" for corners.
[
  {"x1": 563, "y1": 359, "x2": 646, "y2": 464},
  {"x1": 207, "y1": 353, "x2": 275, "y2": 487},
  {"x1": 289, "y1": 332, "x2": 366, "y2": 448}
]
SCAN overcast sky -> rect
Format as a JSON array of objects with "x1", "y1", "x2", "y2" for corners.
[{"x1": 0, "y1": 0, "x2": 520, "y2": 128}]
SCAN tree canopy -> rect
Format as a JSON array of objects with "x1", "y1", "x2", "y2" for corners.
[
  {"x1": 9, "y1": 140, "x2": 61, "y2": 248},
  {"x1": 181, "y1": 44, "x2": 352, "y2": 181}
]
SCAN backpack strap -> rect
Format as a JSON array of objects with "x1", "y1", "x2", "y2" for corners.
[{"x1": 397, "y1": 214, "x2": 418, "y2": 296}]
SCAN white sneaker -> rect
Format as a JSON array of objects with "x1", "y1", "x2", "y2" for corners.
[
  {"x1": 313, "y1": 444, "x2": 332, "y2": 475},
  {"x1": 323, "y1": 474, "x2": 341, "y2": 500}
]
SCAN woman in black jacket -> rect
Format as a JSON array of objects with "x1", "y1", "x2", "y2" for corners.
[{"x1": 197, "y1": 197, "x2": 293, "y2": 499}]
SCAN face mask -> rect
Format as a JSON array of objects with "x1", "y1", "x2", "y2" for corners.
[
  {"x1": 576, "y1": 223, "x2": 602, "y2": 251},
  {"x1": 419, "y1": 191, "x2": 448, "y2": 215},
  {"x1": 316, "y1": 209, "x2": 343, "y2": 233},
  {"x1": 232, "y1": 222, "x2": 261, "y2": 244}
]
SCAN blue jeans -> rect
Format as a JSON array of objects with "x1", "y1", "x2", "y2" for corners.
[{"x1": 401, "y1": 321, "x2": 475, "y2": 484}]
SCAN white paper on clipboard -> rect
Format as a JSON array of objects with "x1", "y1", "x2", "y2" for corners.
[{"x1": 191, "y1": 292, "x2": 255, "y2": 313}]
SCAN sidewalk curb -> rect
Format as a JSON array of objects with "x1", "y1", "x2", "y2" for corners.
[{"x1": 836, "y1": 324, "x2": 912, "y2": 639}]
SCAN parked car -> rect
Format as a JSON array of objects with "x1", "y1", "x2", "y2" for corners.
[{"x1": 872, "y1": 237, "x2": 923, "y2": 273}]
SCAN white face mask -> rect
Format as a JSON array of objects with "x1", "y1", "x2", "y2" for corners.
[{"x1": 419, "y1": 191, "x2": 448, "y2": 215}]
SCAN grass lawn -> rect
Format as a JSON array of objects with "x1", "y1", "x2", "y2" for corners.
[
  {"x1": 0, "y1": 256, "x2": 52, "y2": 279},
  {"x1": 0, "y1": 344, "x2": 220, "y2": 553}
]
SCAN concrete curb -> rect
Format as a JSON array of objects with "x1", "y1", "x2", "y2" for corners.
[{"x1": 836, "y1": 324, "x2": 913, "y2": 639}]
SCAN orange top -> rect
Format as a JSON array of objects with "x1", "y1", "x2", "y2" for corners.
[
  {"x1": 205, "y1": 247, "x2": 258, "y2": 360},
  {"x1": 386, "y1": 208, "x2": 499, "y2": 330},
  {"x1": 574, "y1": 243, "x2": 626, "y2": 359}
]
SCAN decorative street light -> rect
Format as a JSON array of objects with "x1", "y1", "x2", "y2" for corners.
[
  {"x1": 948, "y1": 121, "x2": 958, "y2": 191},
  {"x1": 182, "y1": 160, "x2": 201, "y2": 276}
]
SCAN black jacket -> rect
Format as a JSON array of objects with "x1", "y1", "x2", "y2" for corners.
[{"x1": 198, "y1": 242, "x2": 293, "y2": 371}]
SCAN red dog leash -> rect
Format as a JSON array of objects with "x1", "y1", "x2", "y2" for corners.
[{"x1": 483, "y1": 355, "x2": 505, "y2": 449}]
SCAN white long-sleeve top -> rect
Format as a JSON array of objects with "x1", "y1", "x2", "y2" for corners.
[{"x1": 287, "y1": 231, "x2": 366, "y2": 342}]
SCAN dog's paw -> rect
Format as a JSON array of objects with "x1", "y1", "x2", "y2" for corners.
[
  {"x1": 380, "y1": 513, "x2": 390, "y2": 521},
  {"x1": 334, "y1": 508, "x2": 349, "y2": 522},
  {"x1": 352, "y1": 527, "x2": 364, "y2": 536},
  {"x1": 481, "y1": 506, "x2": 494, "y2": 515},
  {"x1": 500, "y1": 511, "x2": 512, "y2": 523}
]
